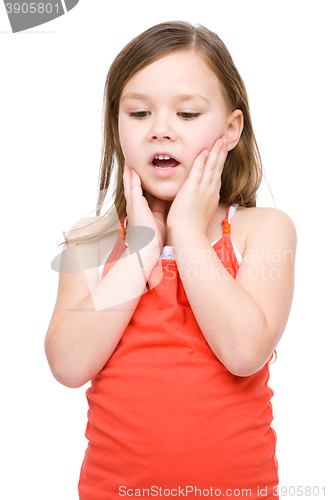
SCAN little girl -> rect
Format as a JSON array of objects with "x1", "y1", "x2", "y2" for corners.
[{"x1": 45, "y1": 21, "x2": 296, "y2": 500}]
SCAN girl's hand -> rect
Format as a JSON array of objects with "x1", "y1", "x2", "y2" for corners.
[
  {"x1": 123, "y1": 164, "x2": 167, "y2": 250},
  {"x1": 166, "y1": 136, "x2": 228, "y2": 235}
]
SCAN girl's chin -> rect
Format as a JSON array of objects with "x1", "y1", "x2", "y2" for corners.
[{"x1": 144, "y1": 189, "x2": 178, "y2": 204}]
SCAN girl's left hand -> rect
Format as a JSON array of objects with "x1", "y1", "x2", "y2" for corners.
[{"x1": 166, "y1": 136, "x2": 228, "y2": 234}]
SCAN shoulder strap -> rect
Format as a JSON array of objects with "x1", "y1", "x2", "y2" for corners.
[
  {"x1": 228, "y1": 204, "x2": 238, "y2": 223},
  {"x1": 101, "y1": 214, "x2": 128, "y2": 280},
  {"x1": 221, "y1": 206, "x2": 231, "y2": 234},
  {"x1": 221, "y1": 204, "x2": 239, "y2": 234}
]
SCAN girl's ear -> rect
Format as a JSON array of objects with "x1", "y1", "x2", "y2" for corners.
[{"x1": 226, "y1": 110, "x2": 244, "y2": 151}]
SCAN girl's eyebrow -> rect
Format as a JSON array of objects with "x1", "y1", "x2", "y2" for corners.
[
  {"x1": 121, "y1": 92, "x2": 210, "y2": 104},
  {"x1": 177, "y1": 94, "x2": 210, "y2": 104}
]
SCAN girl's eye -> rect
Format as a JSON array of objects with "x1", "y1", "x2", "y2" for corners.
[
  {"x1": 130, "y1": 111, "x2": 150, "y2": 119},
  {"x1": 129, "y1": 111, "x2": 200, "y2": 120},
  {"x1": 178, "y1": 112, "x2": 200, "y2": 120}
]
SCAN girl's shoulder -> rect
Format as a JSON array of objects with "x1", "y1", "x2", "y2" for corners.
[
  {"x1": 66, "y1": 215, "x2": 111, "y2": 240},
  {"x1": 64, "y1": 215, "x2": 117, "y2": 276},
  {"x1": 235, "y1": 205, "x2": 295, "y2": 227},
  {"x1": 231, "y1": 206, "x2": 297, "y2": 258}
]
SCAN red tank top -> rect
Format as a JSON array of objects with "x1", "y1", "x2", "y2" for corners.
[{"x1": 78, "y1": 206, "x2": 279, "y2": 500}]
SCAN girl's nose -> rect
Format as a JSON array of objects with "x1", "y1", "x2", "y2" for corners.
[{"x1": 149, "y1": 115, "x2": 176, "y2": 141}]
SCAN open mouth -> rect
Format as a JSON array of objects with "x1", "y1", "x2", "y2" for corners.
[{"x1": 152, "y1": 155, "x2": 180, "y2": 169}]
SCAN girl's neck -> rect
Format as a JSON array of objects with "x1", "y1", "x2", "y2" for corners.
[
  {"x1": 145, "y1": 192, "x2": 173, "y2": 223},
  {"x1": 144, "y1": 192, "x2": 228, "y2": 227}
]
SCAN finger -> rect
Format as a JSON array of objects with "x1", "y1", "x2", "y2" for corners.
[
  {"x1": 130, "y1": 167, "x2": 142, "y2": 189},
  {"x1": 200, "y1": 138, "x2": 224, "y2": 185},
  {"x1": 188, "y1": 149, "x2": 209, "y2": 183},
  {"x1": 129, "y1": 168, "x2": 146, "y2": 207},
  {"x1": 201, "y1": 137, "x2": 227, "y2": 188},
  {"x1": 123, "y1": 164, "x2": 131, "y2": 203},
  {"x1": 211, "y1": 138, "x2": 228, "y2": 188}
]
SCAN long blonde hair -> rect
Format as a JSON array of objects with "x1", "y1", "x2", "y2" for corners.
[{"x1": 61, "y1": 20, "x2": 263, "y2": 246}]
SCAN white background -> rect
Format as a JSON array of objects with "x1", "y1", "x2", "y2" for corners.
[{"x1": 1, "y1": 1, "x2": 328, "y2": 499}]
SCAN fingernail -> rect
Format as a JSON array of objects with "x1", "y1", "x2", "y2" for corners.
[
  {"x1": 204, "y1": 150, "x2": 209, "y2": 158},
  {"x1": 223, "y1": 138, "x2": 228, "y2": 145}
]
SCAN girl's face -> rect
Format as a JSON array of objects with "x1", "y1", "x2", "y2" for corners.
[{"x1": 118, "y1": 50, "x2": 234, "y2": 202}]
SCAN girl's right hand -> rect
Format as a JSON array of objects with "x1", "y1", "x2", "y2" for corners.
[{"x1": 123, "y1": 164, "x2": 167, "y2": 251}]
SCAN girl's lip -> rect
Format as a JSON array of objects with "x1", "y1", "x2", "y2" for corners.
[{"x1": 150, "y1": 162, "x2": 181, "y2": 177}]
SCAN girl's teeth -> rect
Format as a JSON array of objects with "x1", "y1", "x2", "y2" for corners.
[
  {"x1": 154, "y1": 155, "x2": 171, "y2": 160},
  {"x1": 152, "y1": 156, "x2": 179, "y2": 169}
]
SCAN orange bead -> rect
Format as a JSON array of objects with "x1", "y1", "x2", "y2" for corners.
[
  {"x1": 223, "y1": 222, "x2": 231, "y2": 234},
  {"x1": 117, "y1": 227, "x2": 126, "y2": 239}
]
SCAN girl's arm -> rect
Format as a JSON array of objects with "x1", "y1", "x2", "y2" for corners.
[
  {"x1": 45, "y1": 217, "x2": 160, "y2": 388},
  {"x1": 171, "y1": 207, "x2": 297, "y2": 377}
]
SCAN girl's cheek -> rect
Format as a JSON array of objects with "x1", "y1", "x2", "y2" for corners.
[
  {"x1": 188, "y1": 128, "x2": 214, "y2": 150},
  {"x1": 196, "y1": 121, "x2": 225, "y2": 147},
  {"x1": 119, "y1": 134, "x2": 137, "y2": 161}
]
